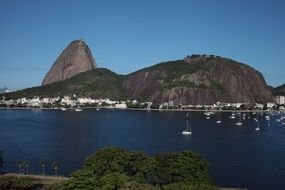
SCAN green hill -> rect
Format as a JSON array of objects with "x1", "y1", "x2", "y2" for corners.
[
  {"x1": 5, "y1": 68, "x2": 126, "y2": 100},
  {"x1": 3, "y1": 55, "x2": 274, "y2": 104}
]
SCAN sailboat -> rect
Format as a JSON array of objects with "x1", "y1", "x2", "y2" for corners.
[
  {"x1": 235, "y1": 114, "x2": 242, "y2": 126},
  {"x1": 182, "y1": 112, "x2": 192, "y2": 135},
  {"x1": 75, "y1": 105, "x2": 83, "y2": 112},
  {"x1": 255, "y1": 119, "x2": 260, "y2": 131},
  {"x1": 281, "y1": 114, "x2": 285, "y2": 125},
  {"x1": 229, "y1": 113, "x2": 236, "y2": 119},
  {"x1": 61, "y1": 107, "x2": 67, "y2": 111},
  {"x1": 216, "y1": 112, "x2": 222, "y2": 124}
]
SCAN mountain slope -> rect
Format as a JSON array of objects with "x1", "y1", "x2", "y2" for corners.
[
  {"x1": 6, "y1": 68, "x2": 125, "y2": 100},
  {"x1": 123, "y1": 56, "x2": 273, "y2": 104},
  {"x1": 42, "y1": 39, "x2": 96, "y2": 85},
  {"x1": 4, "y1": 55, "x2": 274, "y2": 105},
  {"x1": 272, "y1": 84, "x2": 285, "y2": 96}
]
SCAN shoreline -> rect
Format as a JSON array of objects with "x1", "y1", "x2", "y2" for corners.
[{"x1": 0, "y1": 106, "x2": 282, "y2": 113}]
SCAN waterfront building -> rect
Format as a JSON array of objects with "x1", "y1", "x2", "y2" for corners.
[{"x1": 275, "y1": 96, "x2": 285, "y2": 105}]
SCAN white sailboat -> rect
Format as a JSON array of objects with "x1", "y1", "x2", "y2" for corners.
[
  {"x1": 216, "y1": 112, "x2": 222, "y2": 124},
  {"x1": 61, "y1": 107, "x2": 67, "y2": 111},
  {"x1": 75, "y1": 106, "x2": 83, "y2": 112},
  {"x1": 229, "y1": 113, "x2": 236, "y2": 119},
  {"x1": 236, "y1": 114, "x2": 242, "y2": 126},
  {"x1": 255, "y1": 119, "x2": 260, "y2": 131},
  {"x1": 281, "y1": 115, "x2": 285, "y2": 125},
  {"x1": 182, "y1": 112, "x2": 192, "y2": 135}
]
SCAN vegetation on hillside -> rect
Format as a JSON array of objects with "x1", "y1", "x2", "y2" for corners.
[
  {"x1": 4, "y1": 68, "x2": 126, "y2": 100},
  {"x1": 2, "y1": 55, "x2": 269, "y2": 104},
  {"x1": 0, "y1": 176, "x2": 40, "y2": 190},
  {"x1": 48, "y1": 147, "x2": 217, "y2": 190}
]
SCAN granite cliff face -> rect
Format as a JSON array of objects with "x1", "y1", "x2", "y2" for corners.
[
  {"x1": 42, "y1": 40, "x2": 96, "y2": 85},
  {"x1": 123, "y1": 56, "x2": 274, "y2": 104}
]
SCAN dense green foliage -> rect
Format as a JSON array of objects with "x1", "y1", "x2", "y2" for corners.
[
  {"x1": 4, "y1": 68, "x2": 126, "y2": 100},
  {"x1": 0, "y1": 176, "x2": 40, "y2": 190},
  {"x1": 48, "y1": 147, "x2": 217, "y2": 190}
]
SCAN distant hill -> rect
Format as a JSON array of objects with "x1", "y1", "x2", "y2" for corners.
[
  {"x1": 4, "y1": 55, "x2": 274, "y2": 104},
  {"x1": 272, "y1": 84, "x2": 285, "y2": 96},
  {"x1": 123, "y1": 55, "x2": 273, "y2": 104},
  {"x1": 5, "y1": 68, "x2": 125, "y2": 100}
]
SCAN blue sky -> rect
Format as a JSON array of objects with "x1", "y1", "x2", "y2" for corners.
[{"x1": 0, "y1": 0, "x2": 284, "y2": 89}]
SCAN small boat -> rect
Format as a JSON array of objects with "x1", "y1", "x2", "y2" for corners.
[
  {"x1": 279, "y1": 113, "x2": 285, "y2": 125},
  {"x1": 255, "y1": 119, "x2": 260, "y2": 131},
  {"x1": 61, "y1": 107, "x2": 67, "y2": 111},
  {"x1": 182, "y1": 112, "x2": 192, "y2": 135},
  {"x1": 236, "y1": 114, "x2": 242, "y2": 126},
  {"x1": 206, "y1": 116, "x2": 210, "y2": 120},
  {"x1": 265, "y1": 115, "x2": 270, "y2": 121},
  {"x1": 216, "y1": 112, "x2": 222, "y2": 124},
  {"x1": 75, "y1": 107, "x2": 83, "y2": 112},
  {"x1": 229, "y1": 113, "x2": 236, "y2": 119},
  {"x1": 96, "y1": 108, "x2": 100, "y2": 111},
  {"x1": 236, "y1": 122, "x2": 242, "y2": 126}
]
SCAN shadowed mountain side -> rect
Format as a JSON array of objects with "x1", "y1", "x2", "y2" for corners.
[
  {"x1": 6, "y1": 68, "x2": 125, "y2": 100},
  {"x1": 272, "y1": 84, "x2": 285, "y2": 96}
]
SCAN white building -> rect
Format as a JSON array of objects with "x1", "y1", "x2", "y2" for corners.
[
  {"x1": 255, "y1": 103, "x2": 264, "y2": 110},
  {"x1": 267, "y1": 102, "x2": 275, "y2": 109},
  {"x1": 115, "y1": 103, "x2": 127, "y2": 109},
  {"x1": 42, "y1": 98, "x2": 51, "y2": 104},
  {"x1": 275, "y1": 96, "x2": 285, "y2": 105}
]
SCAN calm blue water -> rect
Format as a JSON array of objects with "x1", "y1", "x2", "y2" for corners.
[{"x1": 0, "y1": 109, "x2": 285, "y2": 190}]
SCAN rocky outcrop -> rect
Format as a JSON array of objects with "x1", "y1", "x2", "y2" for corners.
[
  {"x1": 123, "y1": 56, "x2": 274, "y2": 104},
  {"x1": 42, "y1": 39, "x2": 96, "y2": 85}
]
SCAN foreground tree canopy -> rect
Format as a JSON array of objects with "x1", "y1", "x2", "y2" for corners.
[{"x1": 50, "y1": 147, "x2": 217, "y2": 190}]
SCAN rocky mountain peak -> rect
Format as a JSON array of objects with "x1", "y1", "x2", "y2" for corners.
[{"x1": 42, "y1": 39, "x2": 96, "y2": 85}]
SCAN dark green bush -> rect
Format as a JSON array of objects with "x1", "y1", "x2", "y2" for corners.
[
  {"x1": 52, "y1": 147, "x2": 217, "y2": 190},
  {"x1": 0, "y1": 176, "x2": 40, "y2": 190}
]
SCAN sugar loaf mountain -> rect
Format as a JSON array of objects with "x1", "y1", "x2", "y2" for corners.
[{"x1": 5, "y1": 40, "x2": 274, "y2": 104}]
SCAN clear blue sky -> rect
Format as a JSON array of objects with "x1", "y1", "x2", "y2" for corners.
[{"x1": 0, "y1": 0, "x2": 284, "y2": 89}]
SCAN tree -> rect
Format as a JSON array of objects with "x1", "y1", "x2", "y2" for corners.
[
  {"x1": 16, "y1": 160, "x2": 24, "y2": 174},
  {"x1": 0, "y1": 151, "x2": 4, "y2": 172},
  {"x1": 22, "y1": 161, "x2": 29, "y2": 175},
  {"x1": 52, "y1": 163, "x2": 59, "y2": 177},
  {"x1": 61, "y1": 147, "x2": 217, "y2": 190},
  {"x1": 39, "y1": 161, "x2": 46, "y2": 176}
]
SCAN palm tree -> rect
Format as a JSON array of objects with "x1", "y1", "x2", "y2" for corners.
[
  {"x1": 23, "y1": 160, "x2": 29, "y2": 175},
  {"x1": 52, "y1": 162, "x2": 59, "y2": 177},
  {"x1": 16, "y1": 160, "x2": 23, "y2": 174},
  {"x1": 39, "y1": 161, "x2": 46, "y2": 176}
]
